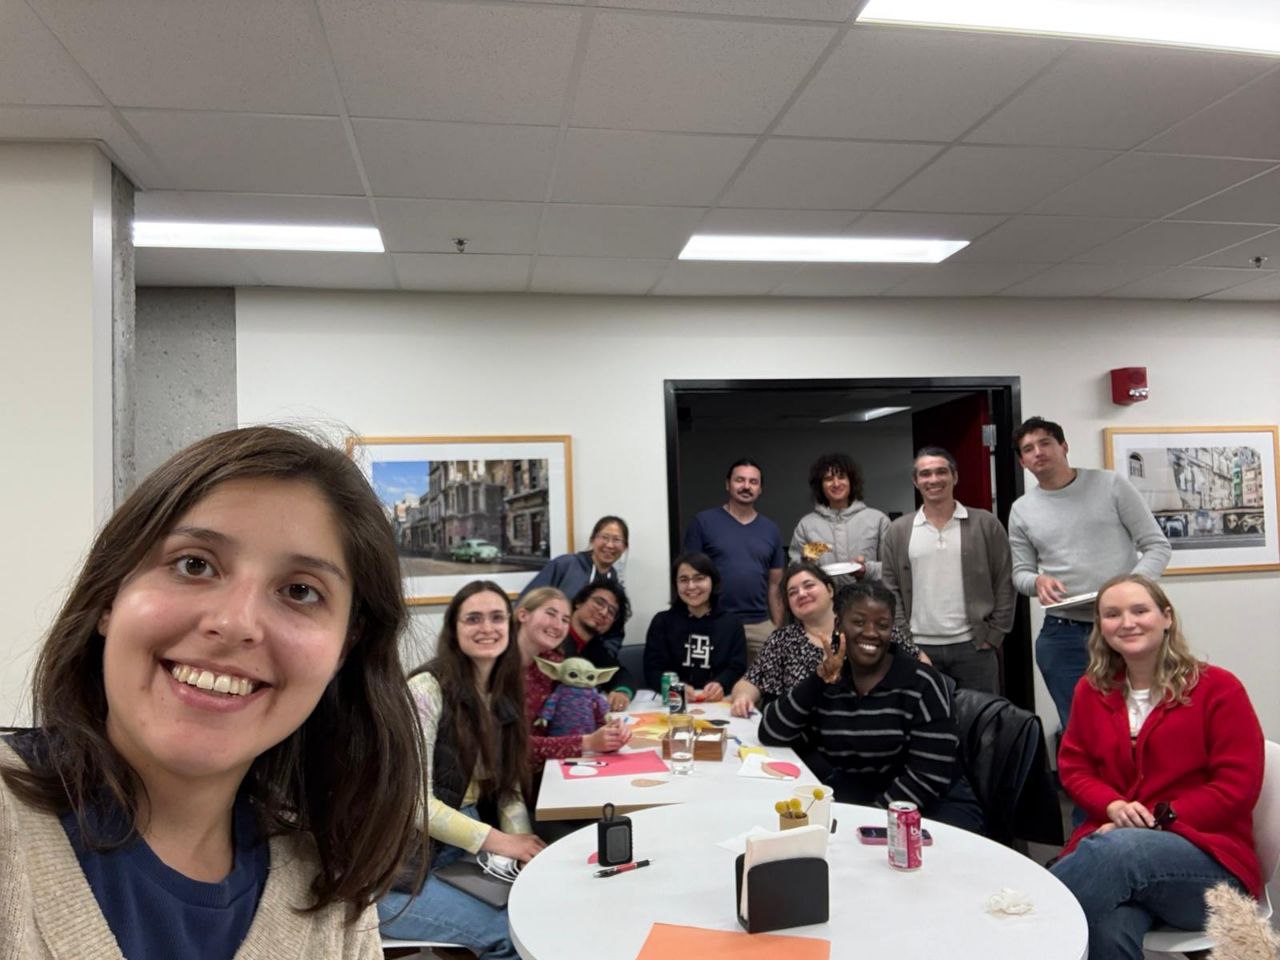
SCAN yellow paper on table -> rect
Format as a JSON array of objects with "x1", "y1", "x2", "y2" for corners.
[
  {"x1": 738, "y1": 745, "x2": 767, "y2": 761},
  {"x1": 634, "y1": 922, "x2": 829, "y2": 960}
]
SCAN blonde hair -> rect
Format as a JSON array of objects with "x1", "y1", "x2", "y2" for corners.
[
  {"x1": 1085, "y1": 574, "x2": 1201, "y2": 705},
  {"x1": 516, "y1": 586, "x2": 570, "y2": 618}
]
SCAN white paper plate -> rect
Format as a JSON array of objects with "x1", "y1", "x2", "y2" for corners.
[{"x1": 821, "y1": 561, "x2": 863, "y2": 576}]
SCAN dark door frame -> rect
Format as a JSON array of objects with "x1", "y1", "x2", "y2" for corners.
[{"x1": 663, "y1": 376, "x2": 1035, "y2": 711}]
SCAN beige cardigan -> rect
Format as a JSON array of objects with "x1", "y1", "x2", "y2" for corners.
[{"x1": 0, "y1": 742, "x2": 382, "y2": 960}]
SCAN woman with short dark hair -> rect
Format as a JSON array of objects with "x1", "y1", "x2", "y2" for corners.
[{"x1": 520, "y1": 515, "x2": 630, "y2": 652}]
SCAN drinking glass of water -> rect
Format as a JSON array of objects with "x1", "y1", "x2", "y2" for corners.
[{"x1": 669, "y1": 714, "x2": 695, "y2": 776}]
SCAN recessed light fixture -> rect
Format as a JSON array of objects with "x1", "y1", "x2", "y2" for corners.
[
  {"x1": 678, "y1": 235, "x2": 968, "y2": 263},
  {"x1": 858, "y1": 0, "x2": 1280, "y2": 57},
  {"x1": 821, "y1": 406, "x2": 912, "y2": 423},
  {"x1": 133, "y1": 221, "x2": 385, "y2": 252}
]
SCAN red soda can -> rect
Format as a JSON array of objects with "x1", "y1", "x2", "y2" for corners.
[{"x1": 887, "y1": 801, "x2": 922, "y2": 870}]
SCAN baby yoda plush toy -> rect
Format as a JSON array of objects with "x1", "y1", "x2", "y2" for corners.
[{"x1": 534, "y1": 657, "x2": 618, "y2": 737}]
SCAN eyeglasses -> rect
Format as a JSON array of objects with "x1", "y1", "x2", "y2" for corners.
[
  {"x1": 677, "y1": 574, "x2": 710, "y2": 587},
  {"x1": 460, "y1": 611, "x2": 510, "y2": 627},
  {"x1": 594, "y1": 534, "x2": 626, "y2": 547},
  {"x1": 587, "y1": 595, "x2": 620, "y2": 617}
]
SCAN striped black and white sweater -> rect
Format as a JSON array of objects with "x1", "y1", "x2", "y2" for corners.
[{"x1": 758, "y1": 648, "x2": 959, "y2": 811}]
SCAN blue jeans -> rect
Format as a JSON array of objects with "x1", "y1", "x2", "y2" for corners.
[
  {"x1": 1035, "y1": 615, "x2": 1091, "y2": 734},
  {"x1": 377, "y1": 809, "x2": 517, "y2": 960},
  {"x1": 1050, "y1": 828, "x2": 1244, "y2": 960}
]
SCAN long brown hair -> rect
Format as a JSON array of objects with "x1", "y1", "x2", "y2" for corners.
[
  {"x1": 417, "y1": 581, "x2": 529, "y2": 803},
  {"x1": 1085, "y1": 574, "x2": 1202, "y2": 705},
  {"x1": 0, "y1": 425, "x2": 427, "y2": 917}
]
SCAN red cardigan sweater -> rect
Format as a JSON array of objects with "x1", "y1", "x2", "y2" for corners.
[{"x1": 1058, "y1": 664, "x2": 1264, "y2": 897}]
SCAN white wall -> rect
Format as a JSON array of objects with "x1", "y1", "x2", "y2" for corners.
[
  {"x1": 236, "y1": 290, "x2": 1280, "y2": 738},
  {"x1": 0, "y1": 144, "x2": 116, "y2": 723}
]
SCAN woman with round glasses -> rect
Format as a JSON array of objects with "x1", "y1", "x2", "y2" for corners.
[
  {"x1": 521, "y1": 516, "x2": 630, "y2": 653},
  {"x1": 643, "y1": 552, "x2": 746, "y2": 703},
  {"x1": 563, "y1": 580, "x2": 634, "y2": 711}
]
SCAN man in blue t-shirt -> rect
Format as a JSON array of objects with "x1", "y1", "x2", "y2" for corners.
[{"x1": 683, "y1": 459, "x2": 786, "y2": 665}]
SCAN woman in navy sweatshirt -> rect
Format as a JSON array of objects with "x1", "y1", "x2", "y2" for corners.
[{"x1": 643, "y1": 552, "x2": 747, "y2": 702}]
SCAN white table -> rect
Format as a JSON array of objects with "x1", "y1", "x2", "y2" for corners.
[
  {"x1": 535, "y1": 700, "x2": 816, "y2": 821},
  {"x1": 510, "y1": 799, "x2": 1088, "y2": 960}
]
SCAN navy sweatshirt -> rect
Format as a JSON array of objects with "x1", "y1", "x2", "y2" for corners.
[{"x1": 642, "y1": 603, "x2": 747, "y2": 693}]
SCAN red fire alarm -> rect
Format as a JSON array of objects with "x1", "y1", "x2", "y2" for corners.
[{"x1": 1110, "y1": 367, "x2": 1149, "y2": 405}]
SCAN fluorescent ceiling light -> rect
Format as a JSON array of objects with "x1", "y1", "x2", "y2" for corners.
[
  {"x1": 133, "y1": 221, "x2": 385, "y2": 252},
  {"x1": 821, "y1": 406, "x2": 912, "y2": 423},
  {"x1": 858, "y1": 0, "x2": 1280, "y2": 57},
  {"x1": 679, "y1": 235, "x2": 967, "y2": 263}
]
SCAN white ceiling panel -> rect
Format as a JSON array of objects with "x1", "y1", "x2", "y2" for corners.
[
  {"x1": 552, "y1": 129, "x2": 753, "y2": 205},
  {"x1": 530, "y1": 256, "x2": 668, "y2": 294},
  {"x1": 1188, "y1": 228, "x2": 1280, "y2": 269},
  {"x1": 652, "y1": 261, "x2": 798, "y2": 295},
  {"x1": 137, "y1": 191, "x2": 374, "y2": 226},
  {"x1": 135, "y1": 248, "x2": 263, "y2": 287},
  {"x1": 1107, "y1": 266, "x2": 1264, "y2": 300},
  {"x1": 698, "y1": 207, "x2": 857, "y2": 233},
  {"x1": 844, "y1": 210, "x2": 1007, "y2": 239},
  {"x1": 245, "y1": 251, "x2": 396, "y2": 289},
  {"x1": 538, "y1": 204, "x2": 706, "y2": 258},
  {"x1": 999, "y1": 263, "x2": 1160, "y2": 298},
  {"x1": 1142, "y1": 71, "x2": 1280, "y2": 162},
  {"x1": 0, "y1": 0, "x2": 99, "y2": 106},
  {"x1": 573, "y1": 12, "x2": 831, "y2": 134},
  {"x1": 1204, "y1": 271, "x2": 1280, "y2": 300},
  {"x1": 124, "y1": 110, "x2": 363, "y2": 194},
  {"x1": 600, "y1": 0, "x2": 858, "y2": 19},
  {"x1": 0, "y1": 106, "x2": 170, "y2": 187},
  {"x1": 1032, "y1": 154, "x2": 1273, "y2": 220},
  {"x1": 376, "y1": 199, "x2": 542, "y2": 254},
  {"x1": 355, "y1": 119, "x2": 559, "y2": 201},
  {"x1": 320, "y1": 0, "x2": 580, "y2": 125},
  {"x1": 778, "y1": 27, "x2": 1063, "y2": 141},
  {"x1": 880, "y1": 145, "x2": 1116, "y2": 213},
  {"x1": 1177, "y1": 166, "x2": 1280, "y2": 225},
  {"x1": 883, "y1": 261, "x2": 1048, "y2": 296},
  {"x1": 722, "y1": 139, "x2": 941, "y2": 209},
  {"x1": 393, "y1": 252, "x2": 531, "y2": 292},
  {"x1": 951, "y1": 216, "x2": 1142, "y2": 264},
  {"x1": 966, "y1": 43, "x2": 1272, "y2": 150},
  {"x1": 771, "y1": 263, "x2": 921, "y2": 296},
  {"x1": 36, "y1": 0, "x2": 339, "y2": 115},
  {"x1": 1074, "y1": 221, "x2": 1274, "y2": 266}
]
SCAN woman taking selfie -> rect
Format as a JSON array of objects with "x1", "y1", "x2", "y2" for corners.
[
  {"x1": 0, "y1": 426, "x2": 425, "y2": 958},
  {"x1": 379, "y1": 580, "x2": 545, "y2": 959},
  {"x1": 1050, "y1": 575, "x2": 1264, "y2": 960}
]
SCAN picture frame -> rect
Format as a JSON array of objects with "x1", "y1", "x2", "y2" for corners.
[
  {"x1": 1103, "y1": 426, "x2": 1279, "y2": 575},
  {"x1": 347, "y1": 435, "x2": 574, "y2": 605}
]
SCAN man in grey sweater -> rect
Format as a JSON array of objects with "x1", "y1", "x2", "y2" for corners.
[{"x1": 1007, "y1": 417, "x2": 1170, "y2": 732}]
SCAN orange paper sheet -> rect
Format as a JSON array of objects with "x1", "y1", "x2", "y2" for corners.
[{"x1": 634, "y1": 922, "x2": 830, "y2": 960}]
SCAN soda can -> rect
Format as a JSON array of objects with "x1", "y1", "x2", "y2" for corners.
[
  {"x1": 887, "y1": 801, "x2": 922, "y2": 870},
  {"x1": 666, "y1": 680, "x2": 686, "y2": 714},
  {"x1": 660, "y1": 671, "x2": 678, "y2": 705}
]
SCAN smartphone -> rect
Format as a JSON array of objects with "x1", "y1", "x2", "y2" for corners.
[
  {"x1": 830, "y1": 631, "x2": 841, "y2": 655},
  {"x1": 856, "y1": 826, "x2": 933, "y2": 845}
]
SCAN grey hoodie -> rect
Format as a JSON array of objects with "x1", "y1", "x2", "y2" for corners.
[{"x1": 789, "y1": 500, "x2": 890, "y2": 580}]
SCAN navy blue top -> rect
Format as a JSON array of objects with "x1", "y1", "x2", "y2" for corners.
[
  {"x1": 642, "y1": 603, "x2": 747, "y2": 692},
  {"x1": 520, "y1": 550, "x2": 625, "y2": 651},
  {"x1": 683, "y1": 508, "x2": 785, "y2": 621}
]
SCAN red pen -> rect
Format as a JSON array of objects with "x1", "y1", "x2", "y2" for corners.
[{"x1": 594, "y1": 858, "x2": 654, "y2": 878}]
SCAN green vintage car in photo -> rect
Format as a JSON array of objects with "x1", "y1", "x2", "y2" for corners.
[{"x1": 449, "y1": 538, "x2": 501, "y2": 563}]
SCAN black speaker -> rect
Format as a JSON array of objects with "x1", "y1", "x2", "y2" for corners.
[{"x1": 596, "y1": 802, "x2": 632, "y2": 867}]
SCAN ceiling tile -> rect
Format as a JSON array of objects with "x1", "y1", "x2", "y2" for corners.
[
  {"x1": 123, "y1": 110, "x2": 363, "y2": 194},
  {"x1": 882, "y1": 262, "x2": 1048, "y2": 296},
  {"x1": 37, "y1": 0, "x2": 338, "y2": 114},
  {"x1": 1177, "y1": 166, "x2": 1280, "y2": 225},
  {"x1": 653, "y1": 261, "x2": 798, "y2": 295},
  {"x1": 879, "y1": 145, "x2": 1116, "y2": 213},
  {"x1": 355, "y1": 119, "x2": 558, "y2": 201},
  {"x1": 966, "y1": 43, "x2": 1272, "y2": 150},
  {"x1": 599, "y1": 0, "x2": 858, "y2": 19},
  {"x1": 133, "y1": 190, "x2": 195, "y2": 220},
  {"x1": 771, "y1": 263, "x2": 921, "y2": 296},
  {"x1": 950, "y1": 216, "x2": 1143, "y2": 264},
  {"x1": 1142, "y1": 72, "x2": 1280, "y2": 161},
  {"x1": 1203, "y1": 271, "x2": 1280, "y2": 300},
  {"x1": 320, "y1": 0, "x2": 580, "y2": 125},
  {"x1": 778, "y1": 27, "x2": 1063, "y2": 141},
  {"x1": 698, "y1": 208, "x2": 856, "y2": 233},
  {"x1": 135, "y1": 248, "x2": 263, "y2": 287},
  {"x1": 573, "y1": 12, "x2": 831, "y2": 134},
  {"x1": 1032, "y1": 154, "x2": 1273, "y2": 219},
  {"x1": 137, "y1": 191, "x2": 374, "y2": 225},
  {"x1": 376, "y1": 199, "x2": 542, "y2": 254},
  {"x1": 0, "y1": 106, "x2": 170, "y2": 187},
  {"x1": 844, "y1": 210, "x2": 1007, "y2": 240},
  {"x1": 1106, "y1": 266, "x2": 1264, "y2": 300},
  {"x1": 530, "y1": 256, "x2": 668, "y2": 294},
  {"x1": 0, "y1": 0, "x2": 98, "y2": 106},
  {"x1": 998, "y1": 263, "x2": 1160, "y2": 298},
  {"x1": 553, "y1": 129, "x2": 753, "y2": 205},
  {"x1": 392, "y1": 252, "x2": 531, "y2": 291},
  {"x1": 1187, "y1": 227, "x2": 1280, "y2": 269},
  {"x1": 1073, "y1": 221, "x2": 1274, "y2": 266},
  {"x1": 722, "y1": 139, "x2": 941, "y2": 209},
  {"x1": 246, "y1": 251, "x2": 396, "y2": 289},
  {"x1": 538, "y1": 204, "x2": 704, "y2": 258}
]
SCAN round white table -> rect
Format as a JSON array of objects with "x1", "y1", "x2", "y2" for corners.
[{"x1": 509, "y1": 799, "x2": 1087, "y2": 960}]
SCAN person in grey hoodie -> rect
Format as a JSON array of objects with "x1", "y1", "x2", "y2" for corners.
[{"x1": 789, "y1": 452, "x2": 890, "y2": 580}]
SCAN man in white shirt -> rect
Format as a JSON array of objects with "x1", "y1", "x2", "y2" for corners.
[{"x1": 881, "y1": 447, "x2": 1015, "y2": 694}]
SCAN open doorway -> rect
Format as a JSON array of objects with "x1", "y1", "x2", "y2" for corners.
[{"x1": 663, "y1": 377, "x2": 1033, "y2": 710}]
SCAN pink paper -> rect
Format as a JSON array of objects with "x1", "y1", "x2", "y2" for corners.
[{"x1": 558, "y1": 749, "x2": 670, "y2": 778}]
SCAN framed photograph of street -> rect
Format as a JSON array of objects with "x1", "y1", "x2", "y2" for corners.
[
  {"x1": 347, "y1": 435, "x2": 574, "y2": 605},
  {"x1": 1104, "y1": 426, "x2": 1279, "y2": 575}
]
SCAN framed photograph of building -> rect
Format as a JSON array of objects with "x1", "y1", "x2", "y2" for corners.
[
  {"x1": 1104, "y1": 426, "x2": 1279, "y2": 575},
  {"x1": 347, "y1": 435, "x2": 574, "y2": 605}
]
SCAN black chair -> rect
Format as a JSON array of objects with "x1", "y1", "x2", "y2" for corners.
[{"x1": 951, "y1": 686, "x2": 1064, "y2": 848}]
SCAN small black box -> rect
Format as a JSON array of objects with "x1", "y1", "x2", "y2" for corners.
[{"x1": 597, "y1": 802, "x2": 632, "y2": 867}]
